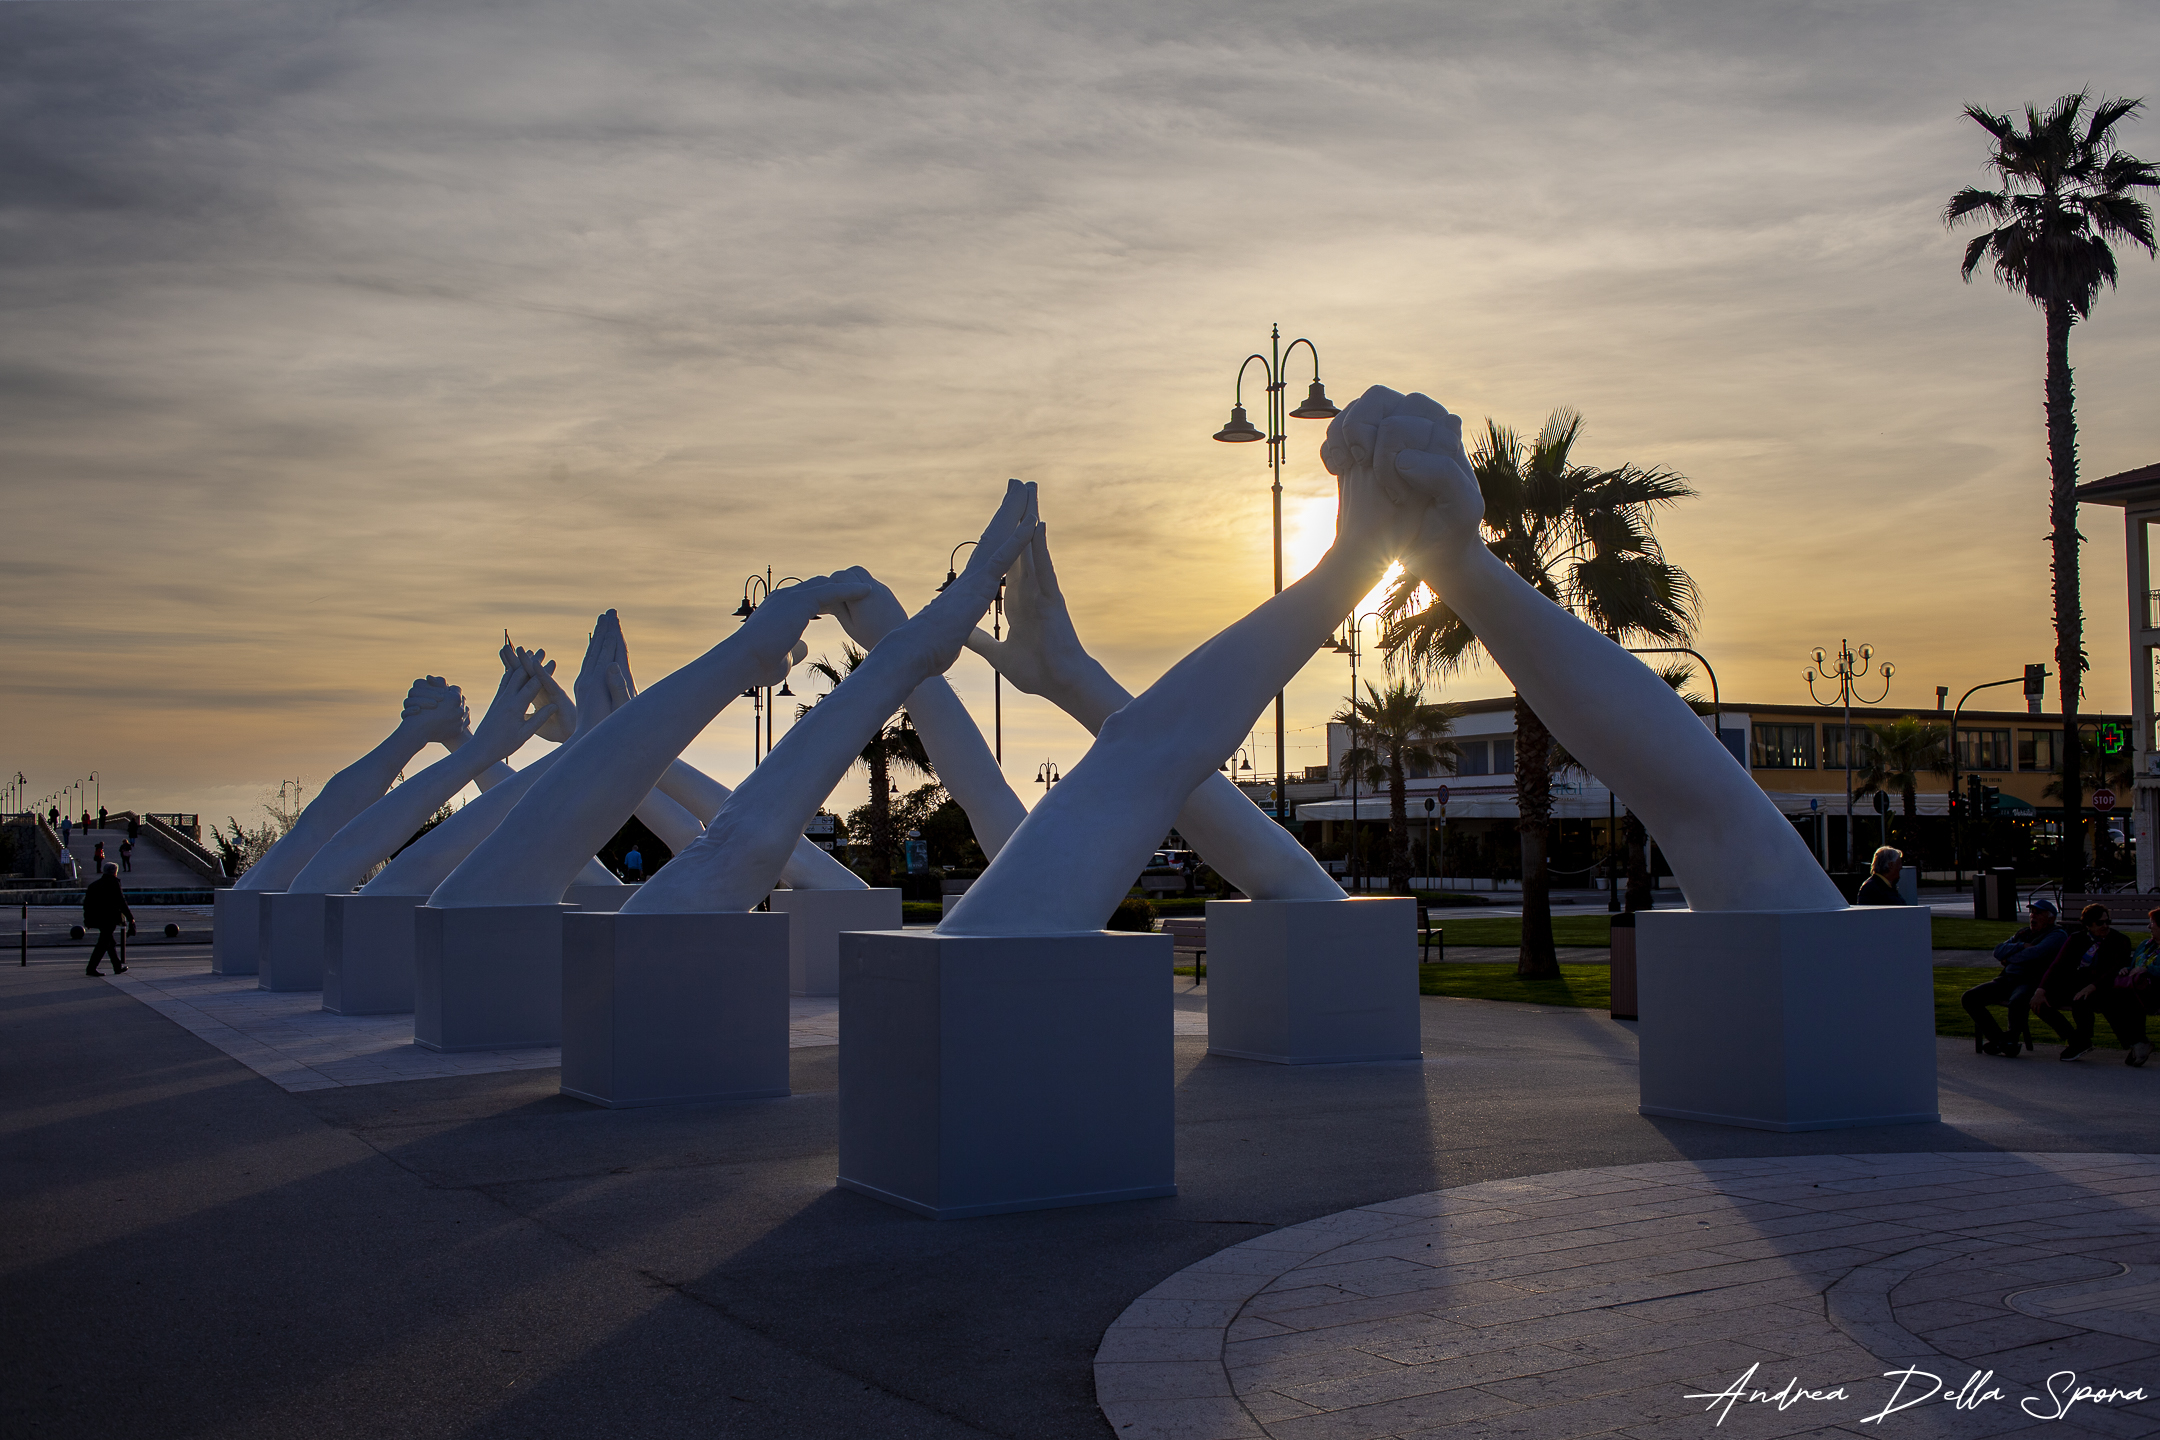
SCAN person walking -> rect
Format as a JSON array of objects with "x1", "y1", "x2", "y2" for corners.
[
  {"x1": 2033, "y1": 903, "x2": 2131, "y2": 1060},
  {"x1": 1855, "y1": 846, "x2": 1905, "y2": 905},
  {"x1": 1963, "y1": 897, "x2": 2068, "y2": 1057},
  {"x1": 118, "y1": 838, "x2": 134, "y2": 873},
  {"x1": 97, "y1": 805, "x2": 108, "y2": 830},
  {"x1": 59, "y1": 814, "x2": 72, "y2": 849},
  {"x1": 82, "y1": 862, "x2": 134, "y2": 977},
  {"x1": 92, "y1": 840, "x2": 106, "y2": 872},
  {"x1": 623, "y1": 845, "x2": 644, "y2": 881},
  {"x1": 127, "y1": 814, "x2": 141, "y2": 843},
  {"x1": 47, "y1": 805, "x2": 58, "y2": 828}
]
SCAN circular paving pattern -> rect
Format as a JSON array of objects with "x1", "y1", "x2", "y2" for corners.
[{"x1": 1096, "y1": 1154, "x2": 2160, "y2": 1439}]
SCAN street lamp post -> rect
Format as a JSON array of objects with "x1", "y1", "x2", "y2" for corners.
[
  {"x1": 1035, "y1": 760, "x2": 1060, "y2": 794},
  {"x1": 938, "y1": 538, "x2": 1005, "y2": 763},
  {"x1": 1329, "y1": 610, "x2": 1384, "y2": 893},
  {"x1": 88, "y1": 771, "x2": 98, "y2": 824},
  {"x1": 1620, "y1": 647, "x2": 1724, "y2": 911},
  {"x1": 734, "y1": 569, "x2": 803, "y2": 765},
  {"x1": 1213, "y1": 324, "x2": 1339, "y2": 827},
  {"x1": 1805, "y1": 640, "x2": 1893, "y2": 871}
]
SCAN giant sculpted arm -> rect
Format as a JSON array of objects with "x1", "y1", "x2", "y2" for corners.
[
  {"x1": 1361, "y1": 387, "x2": 1841, "y2": 913},
  {"x1": 964, "y1": 525, "x2": 1343, "y2": 901},
  {"x1": 286, "y1": 651, "x2": 557, "y2": 896},
  {"x1": 941, "y1": 449, "x2": 1423, "y2": 937},
  {"x1": 236, "y1": 677, "x2": 470, "y2": 892},
  {"x1": 431, "y1": 576, "x2": 876, "y2": 908},
  {"x1": 830, "y1": 574, "x2": 1026, "y2": 858},
  {"x1": 629, "y1": 482, "x2": 1038, "y2": 913}
]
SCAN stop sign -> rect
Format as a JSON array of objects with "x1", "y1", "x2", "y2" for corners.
[{"x1": 2094, "y1": 788, "x2": 2117, "y2": 812}]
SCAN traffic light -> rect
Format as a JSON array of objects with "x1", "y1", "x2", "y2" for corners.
[
  {"x1": 1949, "y1": 793, "x2": 1963, "y2": 822},
  {"x1": 2024, "y1": 663, "x2": 2049, "y2": 698},
  {"x1": 1983, "y1": 784, "x2": 2001, "y2": 815}
]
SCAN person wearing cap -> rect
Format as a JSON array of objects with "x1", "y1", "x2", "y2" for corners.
[{"x1": 1962, "y1": 896, "x2": 2068, "y2": 1057}]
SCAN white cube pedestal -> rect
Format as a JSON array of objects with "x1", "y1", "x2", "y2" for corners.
[
  {"x1": 212, "y1": 888, "x2": 265, "y2": 975},
  {"x1": 414, "y1": 903, "x2": 572, "y2": 1052},
  {"x1": 560, "y1": 911, "x2": 790, "y2": 1108},
  {"x1": 836, "y1": 929, "x2": 1175, "y2": 1220},
  {"x1": 564, "y1": 882, "x2": 639, "y2": 912},
  {"x1": 259, "y1": 892, "x2": 330, "y2": 992},
  {"x1": 323, "y1": 893, "x2": 428, "y2": 1015},
  {"x1": 1205, "y1": 897, "x2": 1422, "y2": 1064},
  {"x1": 770, "y1": 887, "x2": 902, "y2": 995},
  {"x1": 1637, "y1": 907, "x2": 1937, "y2": 1132}
]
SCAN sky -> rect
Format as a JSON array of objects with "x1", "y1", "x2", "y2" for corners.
[{"x1": 4, "y1": 0, "x2": 2159, "y2": 830}]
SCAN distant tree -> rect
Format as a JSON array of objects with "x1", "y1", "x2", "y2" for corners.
[
  {"x1": 803, "y1": 645, "x2": 933, "y2": 886},
  {"x1": 1381, "y1": 409, "x2": 1697, "y2": 977},
  {"x1": 1945, "y1": 90, "x2": 2156, "y2": 897},
  {"x1": 1855, "y1": 716, "x2": 1951, "y2": 846},
  {"x1": 1333, "y1": 680, "x2": 1460, "y2": 894}
]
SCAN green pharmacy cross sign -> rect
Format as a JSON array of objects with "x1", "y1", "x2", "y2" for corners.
[{"x1": 2098, "y1": 723, "x2": 2128, "y2": 755}]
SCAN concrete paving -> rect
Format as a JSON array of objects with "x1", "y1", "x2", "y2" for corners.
[{"x1": 4, "y1": 944, "x2": 2155, "y2": 1440}]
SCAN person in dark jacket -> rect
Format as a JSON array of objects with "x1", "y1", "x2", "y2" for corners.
[
  {"x1": 1855, "y1": 846, "x2": 1905, "y2": 905},
  {"x1": 82, "y1": 862, "x2": 135, "y2": 977},
  {"x1": 2033, "y1": 903, "x2": 2132, "y2": 1060},
  {"x1": 1963, "y1": 897, "x2": 2067, "y2": 1057}
]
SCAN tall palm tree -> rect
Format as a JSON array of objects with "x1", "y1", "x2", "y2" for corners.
[
  {"x1": 1946, "y1": 91, "x2": 2157, "y2": 897},
  {"x1": 1854, "y1": 716, "x2": 1951, "y2": 847},
  {"x1": 1381, "y1": 409, "x2": 1697, "y2": 978},
  {"x1": 1332, "y1": 680, "x2": 1460, "y2": 894},
  {"x1": 801, "y1": 645, "x2": 933, "y2": 886}
]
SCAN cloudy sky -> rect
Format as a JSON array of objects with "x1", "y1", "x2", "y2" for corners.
[{"x1": 5, "y1": 0, "x2": 2158, "y2": 827}]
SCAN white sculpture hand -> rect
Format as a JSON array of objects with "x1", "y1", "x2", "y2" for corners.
[
  {"x1": 1321, "y1": 386, "x2": 1466, "y2": 562},
  {"x1": 514, "y1": 643, "x2": 578, "y2": 744},
  {"x1": 827, "y1": 572, "x2": 913, "y2": 650},
  {"x1": 572, "y1": 611, "x2": 629, "y2": 739},
  {"x1": 962, "y1": 523, "x2": 1123, "y2": 727},
  {"x1": 397, "y1": 676, "x2": 469, "y2": 747},
  {"x1": 742, "y1": 582, "x2": 860, "y2": 685},
  {"x1": 467, "y1": 654, "x2": 560, "y2": 761}
]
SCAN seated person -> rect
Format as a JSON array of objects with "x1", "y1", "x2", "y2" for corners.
[
  {"x1": 1855, "y1": 846, "x2": 1904, "y2": 905},
  {"x1": 2035, "y1": 902, "x2": 2131, "y2": 1061},
  {"x1": 1962, "y1": 897, "x2": 2068, "y2": 1057},
  {"x1": 2107, "y1": 910, "x2": 2159, "y2": 1068}
]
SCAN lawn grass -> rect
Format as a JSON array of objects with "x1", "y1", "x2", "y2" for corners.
[
  {"x1": 1418, "y1": 963, "x2": 1611, "y2": 1008},
  {"x1": 1930, "y1": 917, "x2": 2020, "y2": 950},
  {"x1": 1429, "y1": 914, "x2": 2023, "y2": 951}
]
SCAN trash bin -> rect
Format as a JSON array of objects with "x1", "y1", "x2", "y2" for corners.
[{"x1": 1608, "y1": 911, "x2": 1637, "y2": 1021}]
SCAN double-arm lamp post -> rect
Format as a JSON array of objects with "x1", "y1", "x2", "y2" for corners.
[
  {"x1": 1213, "y1": 325, "x2": 1338, "y2": 822},
  {"x1": 1327, "y1": 610, "x2": 1384, "y2": 892},
  {"x1": 733, "y1": 569, "x2": 800, "y2": 765},
  {"x1": 1805, "y1": 640, "x2": 1892, "y2": 871}
]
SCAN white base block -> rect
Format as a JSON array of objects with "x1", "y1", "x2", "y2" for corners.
[
  {"x1": 323, "y1": 893, "x2": 427, "y2": 1015},
  {"x1": 1637, "y1": 907, "x2": 1937, "y2": 1132},
  {"x1": 771, "y1": 888, "x2": 903, "y2": 995},
  {"x1": 259, "y1": 892, "x2": 330, "y2": 992},
  {"x1": 212, "y1": 888, "x2": 264, "y2": 975},
  {"x1": 560, "y1": 911, "x2": 790, "y2": 1108},
  {"x1": 1205, "y1": 897, "x2": 1423, "y2": 1064},
  {"x1": 837, "y1": 930, "x2": 1175, "y2": 1219},
  {"x1": 564, "y1": 882, "x2": 639, "y2": 912},
  {"x1": 414, "y1": 904, "x2": 572, "y2": 1052}
]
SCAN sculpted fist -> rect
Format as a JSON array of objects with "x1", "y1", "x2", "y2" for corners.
[
  {"x1": 824, "y1": 567, "x2": 912, "y2": 651},
  {"x1": 742, "y1": 575, "x2": 878, "y2": 685},
  {"x1": 1323, "y1": 386, "x2": 1483, "y2": 559},
  {"x1": 398, "y1": 676, "x2": 469, "y2": 747}
]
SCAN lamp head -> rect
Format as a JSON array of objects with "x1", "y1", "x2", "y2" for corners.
[
  {"x1": 777, "y1": 681, "x2": 794, "y2": 697},
  {"x1": 1288, "y1": 379, "x2": 1339, "y2": 419},
  {"x1": 732, "y1": 597, "x2": 754, "y2": 619},
  {"x1": 937, "y1": 569, "x2": 957, "y2": 593},
  {"x1": 1212, "y1": 404, "x2": 1263, "y2": 443}
]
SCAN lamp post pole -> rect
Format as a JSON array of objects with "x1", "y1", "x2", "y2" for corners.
[
  {"x1": 1214, "y1": 325, "x2": 1339, "y2": 826},
  {"x1": 734, "y1": 569, "x2": 802, "y2": 765},
  {"x1": 1949, "y1": 672, "x2": 2041, "y2": 883},
  {"x1": 1035, "y1": 761, "x2": 1059, "y2": 794},
  {"x1": 1805, "y1": 640, "x2": 1893, "y2": 872},
  {"x1": 1331, "y1": 611, "x2": 1383, "y2": 892},
  {"x1": 939, "y1": 538, "x2": 1005, "y2": 763}
]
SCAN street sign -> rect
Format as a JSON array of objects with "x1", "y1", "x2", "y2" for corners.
[
  {"x1": 2094, "y1": 788, "x2": 2117, "y2": 812},
  {"x1": 1435, "y1": 786, "x2": 1450, "y2": 806}
]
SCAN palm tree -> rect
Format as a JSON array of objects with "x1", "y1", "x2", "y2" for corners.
[
  {"x1": 1945, "y1": 91, "x2": 2157, "y2": 898},
  {"x1": 801, "y1": 646, "x2": 933, "y2": 886},
  {"x1": 1332, "y1": 680, "x2": 1460, "y2": 894},
  {"x1": 1854, "y1": 716, "x2": 1951, "y2": 847},
  {"x1": 1381, "y1": 409, "x2": 1697, "y2": 978}
]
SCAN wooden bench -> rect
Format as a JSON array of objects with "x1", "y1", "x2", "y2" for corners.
[
  {"x1": 1416, "y1": 904, "x2": 1442, "y2": 962},
  {"x1": 2055, "y1": 894, "x2": 2160, "y2": 924},
  {"x1": 1160, "y1": 918, "x2": 1206, "y2": 982}
]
